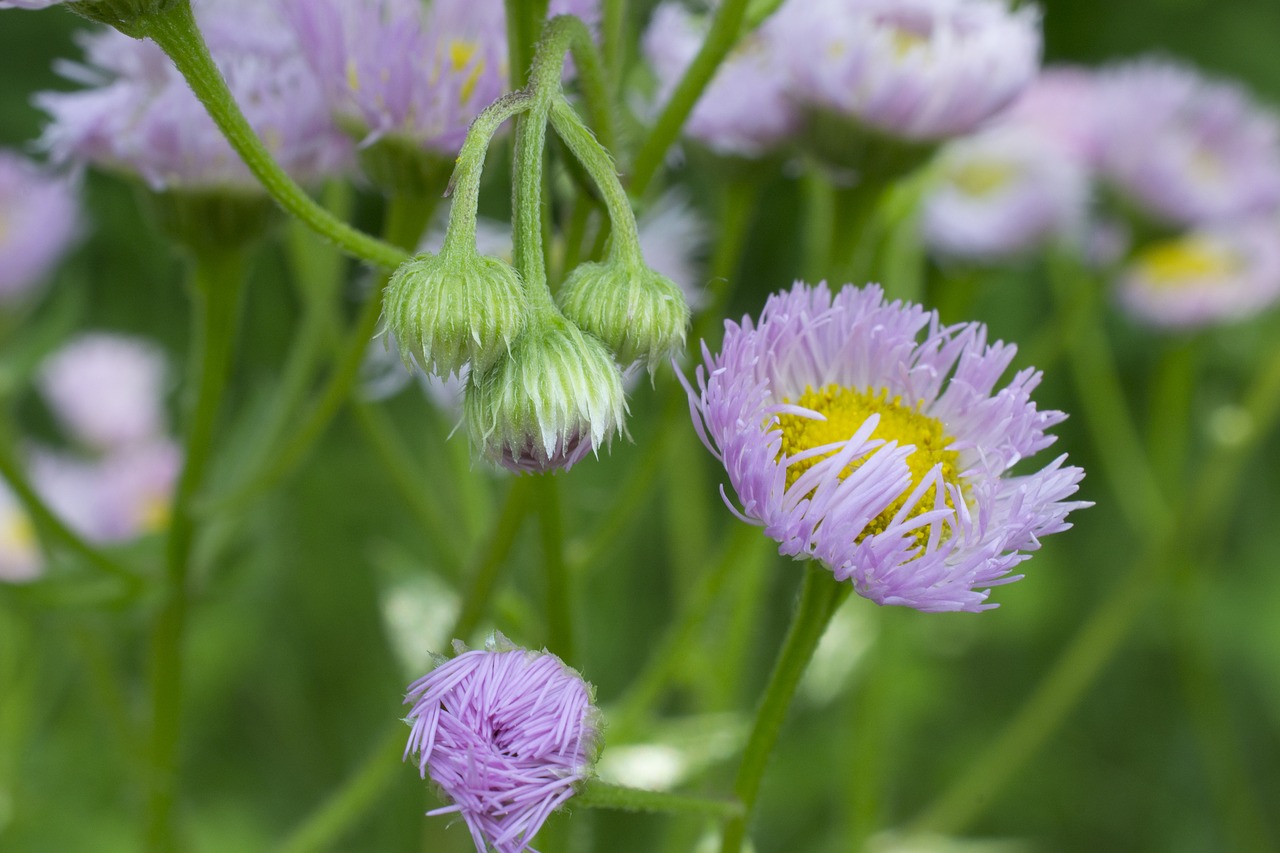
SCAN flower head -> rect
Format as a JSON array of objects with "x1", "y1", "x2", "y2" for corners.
[
  {"x1": 1094, "y1": 59, "x2": 1280, "y2": 227},
  {"x1": 1117, "y1": 222, "x2": 1280, "y2": 328},
  {"x1": 642, "y1": 2, "x2": 800, "y2": 157},
  {"x1": 39, "y1": 333, "x2": 169, "y2": 451},
  {"x1": 465, "y1": 309, "x2": 626, "y2": 473},
  {"x1": 384, "y1": 246, "x2": 528, "y2": 378},
  {"x1": 777, "y1": 0, "x2": 1042, "y2": 142},
  {"x1": 0, "y1": 150, "x2": 79, "y2": 302},
  {"x1": 683, "y1": 282, "x2": 1087, "y2": 612},
  {"x1": 286, "y1": 0, "x2": 598, "y2": 157},
  {"x1": 922, "y1": 126, "x2": 1089, "y2": 261},
  {"x1": 999, "y1": 65, "x2": 1103, "y2": 165},
  {"x1": 404, "y1": 636, "x2": 600, "y2": 853},
  {"x1": 38, "y1": 0, "x2": 351, "y2": 189}
]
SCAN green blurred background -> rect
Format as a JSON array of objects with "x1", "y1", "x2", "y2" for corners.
[{"x1": 2, "y1": 2, "x2": 1280, "y2": 851}]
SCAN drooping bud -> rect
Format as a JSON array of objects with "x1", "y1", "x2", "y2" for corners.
[
  {"x1": 557, "y1": 256, "x2": 690, "y2": 373},
  {"x1": 464, "y1": 309, "x2": 626, "y2": 473},
  {"x1": 384, "y1": 246, "x2": 528, "y2": 378}
]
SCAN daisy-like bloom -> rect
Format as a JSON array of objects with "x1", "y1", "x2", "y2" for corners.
[
  {"x1": 683, "y1": 282, "x2": 1087, "y2": 612},
  {"x1": 285, "y1": 0, "x2": 598, "y2": 157},
  {"x1": 0, "y1": 150, "x2": 79, "y2": 302},
  {"x1": 1117, "y1": 221, "x2": 1280, "y2": 328},
  {"x1": 1094, "y1": 59, "x2": 1280, "y2": 228},
  {"x1": 642, "y1": 2, "x2": 800, "y2": 157},
  {"x1": 921, "y1": 125, "x2": 1089, "y2": 261},
  {"x1": 777, "y1": 0, "x2": 1042, "y2": 142},
  {"x1": 39, "y1": 333, "x2": 168, "y2": 451},
  {"x1": 404, "y1": 636, "x2": 600, "y2": 853},
  {"x1": 37, "y1": 0, "x2": 351, "y2": 189},
  {"x1": 0, "y1": 485, "x2": 40, "y2": 583}
]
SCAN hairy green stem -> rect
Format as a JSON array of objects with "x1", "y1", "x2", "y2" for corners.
[
  {"x1": 577, "y1": 780, "x2": 744, "y2": 820},
  {"x1": 720, "y1": 565, "x2": 851, "y2": 853},
  {"x1": 141, "y1": 1, "x2": 406, "y2": 269},
  {"x1": 146, "y1": 246, "x2": 247, "y2": 852}
]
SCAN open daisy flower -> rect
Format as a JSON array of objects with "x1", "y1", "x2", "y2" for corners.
[{"x1": 683, "y1": 282, "x2": 1087, "y2": 612}]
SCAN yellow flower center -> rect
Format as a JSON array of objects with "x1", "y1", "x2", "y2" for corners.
[
  {"x1": 890, "y1": 27, "x2": 929, "y2": 57},
  {"x1": 951, "y1": 159, "x2": 1016, "y2": 197},
  {"x1": 139, "y1": 495, "x2": 171, "y2": 535},
  {"x1": 776, "y1": 385, "x2": 962, "y2": 542},
  {"x1": 1135, "y1": 236, "x2": 1240, "y2": 289},
  {"x1": 1, "y1": 512, "x2": 35, "y2": 553}
]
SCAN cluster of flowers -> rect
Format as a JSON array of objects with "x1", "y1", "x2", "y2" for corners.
[{"x1": 2, "y1": 334, "x2": 180, "y2": 581}]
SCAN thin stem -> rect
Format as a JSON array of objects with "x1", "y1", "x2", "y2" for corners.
[
  {"x1": 548, "y1": 96, "x2": 643, "y2": 262},
  {"x1": 275, "y1": 725, "x2": 405, "y2": 853},
  {"x1": 720, "y1": 565, "x2": 851, "y2": 853},
  {"x1": 441, "y1": 93, "x2": 530, "y2": 256},
  {"x1": 504, "y1": 0, "x2": 550, "y2": 89},
  {"x1": 601, "y1": 0, "x2": 625, "y2": 95},
  {"x1": 695, "y1": 177, "x2": 759, "y2": 344},
  {"x1": 536, "y1": 475, "x2": 573, "y2": 661},
  {"x1": 0, "y1": 433, "x2": 139, "y2": 586},
  {"x1": 828, "y1": 181, "x2": 887, "y2": 285},
  {"x1": 576, "y1": 780, "x2": 744, "y2": 820},
  {"x1": 629, "y1": 0, "x2": 752, "y2": 196},
  {"x1": 141, "y1": 1, "x2": 407, "y2": 269},
  {"x1": 449, "y1": 478, "x2": 536, "y2": 642},
  {"x1": 147, "y1": 246, "x2": 247, "y2": 852}
]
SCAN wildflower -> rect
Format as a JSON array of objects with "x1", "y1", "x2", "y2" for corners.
[
  {"x1": 683, "y1": 282, "x2": 1087, "y2": 612},
  {"x1": 0, "y1": 150, "x2": 79, "y2": 302},
  {"x1": 777, "y1": 0, "x2": 1042, "y2": 142},
  {"x1": 465, "y1": 309, "x2": 625, "y2": 473},
  {"x1": 39, "y1": 333, "x2": 169, "y2": 451},
  {"x1": 642, "y1": 2, "x2": 800, "y2": 157},
  {"x1": 1117, "y1": 222, "x2": 1280, "y2": 328},
  {"x1": 922, "y1": 126, "x2": 1089, "y2": 261},
  {"x1": 37, "y1": 0, "x2": 351, "y2": 189},
  {"x1": 285, "y1": 0, "x2": 599, "y2": 158},
  {"x1": 404, "y1": 637, "x2": 600, "y2": 853},
  {"x1": 384, "y1": 247, "x2": 528, "y2": 378},
  {"x1": 999, "y1": 65, "x2": 1103, "y2": 165},
  {"x1": 1094, "y1": 59, "x2": 1280, "y2": 227}
]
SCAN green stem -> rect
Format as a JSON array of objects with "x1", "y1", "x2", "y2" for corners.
[
  {"x1": 695, "y1": 177, "x2": 759, "y2": 344},
  {"x1": 576, "y1": 780, "x2": 744, "y2": 820},
  {"x1": 274, "y1": 725, "x2": 405, "y2": 853},
  {"x1": 601, "y1": 0, "x2": 625, "y2": 95},
  {"x1": 720, "y1": 565, "x2": 851, "y2": 853},
  {"x1": 1146, "y1": 337, "x2": 1199, "y2": 497},
  {"x1": 828, "y1": 181, "x2": 887, "y2": 285},
  {"x1": 441, "y1": 93, "x2": 530, "y2": 256},
  {"x1": 350, "y1": 402, "x2": 465, "y2": 578},
  {"x1": 141, "y1": 1, "x2": 407, "y2": 269},
  {"x1": 449, "y1": 478, "x2": 536, "y2": 642},
  {"x1": 504, "y1": 0, "x2": 550, "y2": 89},
  {"x1": 536, "y1": 475, "x2": 573, "y2": 661},
  {"x1": 629, "y1": 0, "x2": 752, "y2": 196},
  {"x1": 0, "y1": 432, "x2": 139, "y2": 586},
  {"x1": 147, "y1": 246, "x2": 247, "y2": 852},
  {"x1": 548, "y1": 96, "x2": 643, "y2": 263}
]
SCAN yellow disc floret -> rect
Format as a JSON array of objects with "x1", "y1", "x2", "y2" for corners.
[
  {"x1": 776, "y1": 385, "x2": 963, "y2": 542},
  {"x1": 1136, "y1": 235, "x2": 1241, "y2": 289}
]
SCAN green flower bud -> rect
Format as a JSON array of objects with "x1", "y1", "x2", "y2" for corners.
[
  {"x1": 465, "y1": 310, "x2": 626, "y2": 473},
  {"x1": 384, "y1": 246, "x2": 528, "y2": 378},
  {"x1": 557, "y1": 256, "x2": 691, "y2": 373}
]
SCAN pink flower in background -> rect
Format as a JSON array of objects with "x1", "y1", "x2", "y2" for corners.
[
  {"x1": 1118, "y1": 221, "x2": 1280, "y2": 328},
  {"x1": 39, "y1": 333, "x2": 169, "y2": 451},
  {"x1": 1094, "y1": 59, "x2": 1280, "y2": 227},
  {"x1": 777, "y1": 0, "x2": 1042, "y2": 141},
  {"x1": 0, "y1": 150, "x2": 79, "y2": 301},
  {"x1": 922, "y1": 125, "x2": 1090, "y2": 261},
  {"x1": 404, "y1": 637, "x2": 600, "y2": 853},
  {"x1": 999, "y1": 65, "x2": 1104, "y2": 165},
  {"x1": 38, "y1": 0, "x2": 351, "y2": 189},
  {"x1": 643, "y1": 2, "x2": 800, "y2": 157}
]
